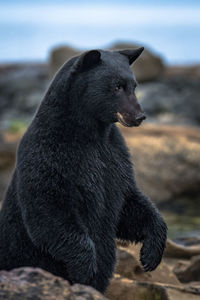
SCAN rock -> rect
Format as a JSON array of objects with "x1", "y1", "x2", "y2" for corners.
[
  {"x1": 116, "y1": 248, "x2": 146, "y2": 281},
  {"x1": 165, "y1": 239, "x2": 200, "y2": 259},
  {"x1": 174, "y1": 255, "x2": 200, "y2": 283},
  {"x1": 120, "y1": 124, "x2": 200, "y2": 213},
  {"x1": 106, "y1": 274, "x2": 200, "y2": 300},
  {"x1": 106, "y1": 275, "x2": 166, "y2": 300},
  {"x1": 116, "y1": 247, "x2": 180, "y2": 285},
  {"x1": 164, "y1": 64, "x2": 200, "y2": 80},
  {"x1": 137, "y1": 77, "x2": 200, "y2": 126},
  {"x1": 49, "y1": 42, "x2": 164, "y2": 82},
  {"x1": 0, "y1": 63, "x2": 49, "y2": 129},
  {"x1": 175, "y1": 237, "x2": 200, "y2": 247},
  {"x1": 109, "y1": 42, "x2": 165, "y2": 82},
  {"x1": 0, "y1": 267, "x2": 107, "y2": 300},
  {"x1": 49, "y1": 45, "x2": 80, "y2": 77}
]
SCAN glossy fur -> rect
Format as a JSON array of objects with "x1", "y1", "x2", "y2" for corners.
[{"x1": 0, "y1": 49, "x2": 167, "y2": 293}]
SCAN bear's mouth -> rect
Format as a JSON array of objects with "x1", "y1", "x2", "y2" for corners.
[
  {"x1": 117, "y1": 112, "x2": 133, "y2": 127},
  {"x1": 117, "y1": 112, "x2": 145, "y2": 127}
]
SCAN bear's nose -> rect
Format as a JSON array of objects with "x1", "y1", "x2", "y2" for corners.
[{"x1": 136, "y1": 113, "x2": 146, "y2": 122}]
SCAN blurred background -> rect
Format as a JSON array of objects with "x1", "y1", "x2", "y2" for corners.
[
  {"x1": 0, "y1": 0, "x2": 200, "y2": 300},
  {"x1": 0, "y1": 0, "x2": 200, "y2": 294}
]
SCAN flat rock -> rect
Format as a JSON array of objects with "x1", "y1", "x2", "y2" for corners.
[
  {"x1": 165, "y1": 239, "x2": 200, "y2": 259},
  {"x1": 175, "y1": 237, "x2": 200, "y2": 247},
  {"x1": 116, "y1": 247, "x2": 180, "y2": 285},
  {"x1": 106, "y1": 274, "x2": 200, "y2": 300}
]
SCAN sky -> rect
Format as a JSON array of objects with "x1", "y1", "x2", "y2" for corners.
[{"x1": 0, "y1": 0, "x2": 200, "y2": 64}]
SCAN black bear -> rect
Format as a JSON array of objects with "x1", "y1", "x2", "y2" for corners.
[{"x1": 0, "y1": 48, "x2": 167, "y2": 293}]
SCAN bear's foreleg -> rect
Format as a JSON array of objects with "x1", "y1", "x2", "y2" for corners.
[
  {"x1": 116, "y1": 183, "x2": 167, "y2": 271},
  {"x1": 17, "y1": 181, "x2": 97, "y2": 285}
]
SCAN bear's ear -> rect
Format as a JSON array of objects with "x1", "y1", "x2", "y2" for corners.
[
  {"x1": 119, "y1": 47, "x2": 144, "y2": 65},
  {"x1": 78, "y1": 50, "x2": 101, "y2": 72}
]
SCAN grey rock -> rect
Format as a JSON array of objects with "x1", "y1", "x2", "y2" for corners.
[{"x1": 0, "y1": 267, "x2": 107, "y2": 300}]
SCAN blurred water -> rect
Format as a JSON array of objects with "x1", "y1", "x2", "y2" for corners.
[
  {"x1": 163, "y1": 212, "x2": 200, "y2": 239},
  {"x1": 0, "y1": 4, "x2": 200, "y2": 64}
]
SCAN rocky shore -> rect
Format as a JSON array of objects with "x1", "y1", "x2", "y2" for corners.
[
  {"x1": 0, "y1": 42, "x2": 200, "y2": 299},
  {"x1": 1, "y1": 239, "x2": 200, "y2": 299}
]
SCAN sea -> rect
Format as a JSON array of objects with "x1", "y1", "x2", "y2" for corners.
[{"x1": 0, "y1": 3, "x2": 200, "y2": 65}]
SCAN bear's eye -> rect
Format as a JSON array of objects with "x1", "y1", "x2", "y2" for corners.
[{"x1": 115, "y1": 84, "x2": 123, "y2": 92}]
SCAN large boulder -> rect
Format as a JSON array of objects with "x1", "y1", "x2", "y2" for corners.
[
  {"x1": 109, "y1": 42, "x2": 165, "y2": 82},
  {"x1": 0, "y1": 267, "x2": 107, "y2": 300},
  {"x1": 120, "y1": 124, "x2": 200, "y2": 213},
  {"x1": 49, "y1": 42, "x2": 164, "y2": 82},
  {"x1": 164, "y1": 64, "x2": 200, "y2": 80},
  {"x1": 49, "y1": 45, "x2": 80, "y2": 77}
]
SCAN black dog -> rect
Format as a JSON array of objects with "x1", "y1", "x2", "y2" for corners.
[{"x1": 0, "y1": 48, "x2": 167, "y2": 293}]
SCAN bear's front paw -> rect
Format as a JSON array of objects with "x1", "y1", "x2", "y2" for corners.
[{"x1": 140, "y1": 221, "x2": 167, "y2": 272}]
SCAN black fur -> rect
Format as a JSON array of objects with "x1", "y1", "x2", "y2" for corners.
[{"x1": 0, "y1": 49, "x2": 167, "y2": 293}]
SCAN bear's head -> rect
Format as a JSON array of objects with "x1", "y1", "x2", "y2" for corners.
[{"x1": 48, "y1": 48, "x2": 145, "y2": 128}]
